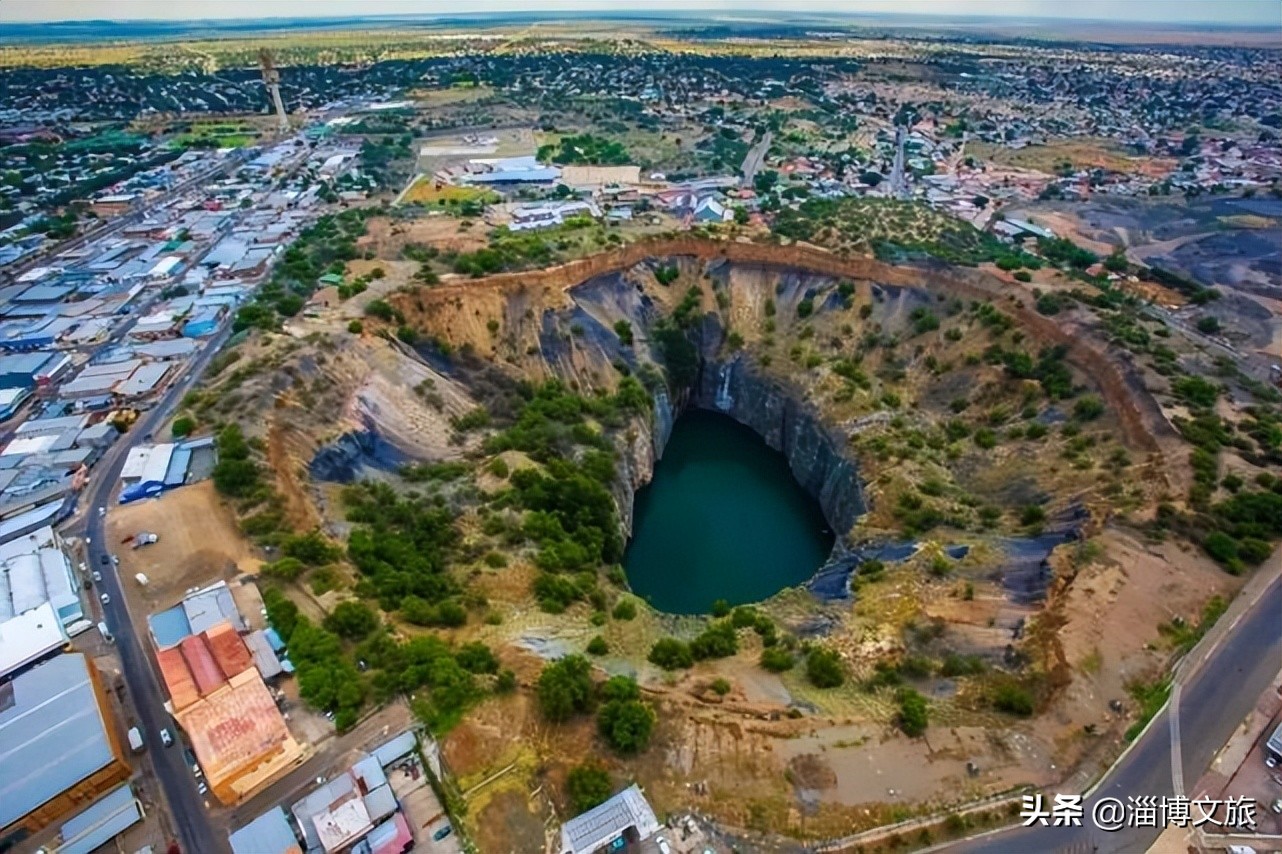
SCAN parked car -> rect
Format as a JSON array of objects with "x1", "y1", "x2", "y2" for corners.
[
  {"x1": 99, "y1": 593, "x2": 110, "y2": 605},
  {"x1": 92, "y1": 570, "x2": 102, "y2": 582},
  {"x1": 432, "y1": 825, "x2": 453, "y2": 842},
  {"x1": 160, "y1": 728, "x2": 174, "y2": 747},
  {"x1": 97, "y1": 506, "x2": 105, "y2": 517},
  {"x1": 100, "y1": 554, "x2": 110, "y2": 566}
]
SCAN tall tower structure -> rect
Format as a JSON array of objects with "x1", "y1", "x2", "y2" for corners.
[{"x1": 259, "y1": 49, "x2": 289, "y2": 134}]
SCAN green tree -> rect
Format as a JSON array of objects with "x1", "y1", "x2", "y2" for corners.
[
  {"x1": 324, "y1": 601, "x2": 379, "y2": 640},
  {"x1": 597, "y1": 676, "x2": 655, "y2": 754},
  {"x1": 537, "y1": 655, "x2": 594, "y2": 722},
  {"x1": 566, "y1": 762, "x2": 613, "y2": 813}
]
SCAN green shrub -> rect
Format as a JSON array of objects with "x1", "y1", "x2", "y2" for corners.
[
  {"x1": 896, "y1": 688, "x2": 929, "y2": 736},
  {"x1": 566, "y1": 762, "x2": 613, "y2": 813},
  {"x1": 597, "y1": 683, "x2": 655, "y2": 754},
  {"x1": 690, "y1": 621, "x2": 738, "y2": 660},
  {"x1": 323, "y1": 601, "x2": 379, "y2": 640},
  {"x1": 537, "y1": 655, "x2": 594, "y2": 722},
  {"x1": 760, "y1": 647, "x2": 795, "y2": 672},
  {"x1": 611, "y1": 598, "x2": 638, "y2": 621},
  {"x1": 991, "y1": 682, "x2": 1035, "y2": 716},
  {"x1": 805, "y1": 647, "x2": 845, "y2": 688},
  {"x1": 586, "y1": 636, "x2": 609, "y2": 656},
  {"x1": 171, "y1": 415, "x2": 196, "y2": 438},
  {"x1": 1073, "y1": 395, "x2": 1105, "y2": 421},
  {"x1": 648, "y1": 638, "x2": 694, "y2": 670}
]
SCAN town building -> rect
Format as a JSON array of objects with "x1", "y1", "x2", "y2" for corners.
[
  {"x1": 559, "y1": 785, "x2": 661, "y2": 854},
  {"x1": 155, "y1": 619, "x2": 303, "y2": 805},
  {"x1": 0, "y1": 654, "x2": 132, "y2": 841}
]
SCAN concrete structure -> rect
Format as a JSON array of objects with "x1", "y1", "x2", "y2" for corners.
[
  {"x1": 559, "y1": 784, "x2": 660, "y2": 854},
  {"x1": 0, "y1": 654, "x2": 132, "y2": 840},
  {"x1": 156, "y1": 620, "x2": 303, "y2": 805}
]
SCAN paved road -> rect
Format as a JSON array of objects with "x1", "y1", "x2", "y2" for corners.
[
  {"x1": 79, "y1": 322, "x2": 237, "y2": 854},
  {"x1": 945, "y1": 572, "x2": 1282, "y2": 854},
  {"x1": 740, "y1": 130, "x2": 773, "y2": 189}
]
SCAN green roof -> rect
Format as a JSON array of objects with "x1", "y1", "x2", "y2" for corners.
[{"x1": 318, "y1": 273, "x2": 344, "y2": 285}]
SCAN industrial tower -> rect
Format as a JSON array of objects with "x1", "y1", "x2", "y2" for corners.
[{"x1": 258, "y1": 49, "x2": 289, "y2": 134}]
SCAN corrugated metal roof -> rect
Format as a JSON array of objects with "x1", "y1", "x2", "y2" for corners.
[
  {"x1": 58, "y1": 784, "x2": 141, "y2": 854},
  {"x1": 229, "y1": 806, "x2": 303, "y2": 854},
  {"x1": 245, "y1": 630, "x2": 284, "y2": 680},
  {"x1": 117, "y1": 362, "x2": 171, "y2": 398},
  {"x1": 181, "y1": 634, "x2": 226, "y2": 696},
  {"x1": 362, "y1": 784, "x2": 397, "y2": 824},
  {"x1": 183, "y1": 582, "x2": 245, "y2": 635},
  {"x1": 0, "y1": 654, "x2": 116, "y2": 829},
  {"x1": 206, "y1": 622, "x2": 253, "y2": 679},
  {"x1": 157, "y1": 645, "x2": 200, "y2": 710},
  {"x1": 559, "y1": 784, "x2": 659, "y2": 854},
  {"x1": 139, "y1": 443, "x2": 174, "y2": 486},
  {"x1": 370, "y1": 731, "x2": 416, "y2": 768},
  {"x1": 149, "y1": 605, "x2": 193, "y2": 648}
]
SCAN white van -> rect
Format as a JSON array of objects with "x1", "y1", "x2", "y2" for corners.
[{"x1": 97, "y1": 621, "x2": 114, "y2": 643}]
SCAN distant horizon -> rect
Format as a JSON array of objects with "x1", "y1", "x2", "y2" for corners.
[{"x1": 2, "y1": 1, "x2": 1278, "y2": 27}]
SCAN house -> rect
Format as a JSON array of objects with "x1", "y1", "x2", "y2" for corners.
[
  {"x1": 559, "y1": 785, "x2": 661, "y2": 854},
  {"x1": 693, "y1": 198, "x2": 732, "y2": 223}
]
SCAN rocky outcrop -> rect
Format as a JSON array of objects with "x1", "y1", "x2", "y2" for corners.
[
  {"x1": 687, "y1": 356, "x2": 865, "y2": 537},
  {"x1": 309, "y1": 428, "x2": 409, "y2": 483}
]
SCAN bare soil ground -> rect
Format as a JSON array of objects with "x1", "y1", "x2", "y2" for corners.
[
  {"x1": 105, "y1": 480, "x2": 261, "y2": 611},
  {"x1": 360, "y1": 215, "x2": 490, "y2": 258}
]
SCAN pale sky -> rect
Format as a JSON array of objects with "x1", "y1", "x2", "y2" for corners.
[{"x1": 1, "y1": 0, "x2": 1278, "y2": 25}]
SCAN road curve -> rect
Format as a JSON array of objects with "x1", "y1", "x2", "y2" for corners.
[{"x1": 943, "y1": 571, "x2": 1282, "y2": 854}]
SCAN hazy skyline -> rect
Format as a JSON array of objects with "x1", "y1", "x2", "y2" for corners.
[{"x1": 1, "y1": 0, "x2": 1278, "y2": 26}]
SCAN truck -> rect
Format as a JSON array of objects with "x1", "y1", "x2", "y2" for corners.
[
  {"x1": 127, "y1": 727, "x2": 144, "y2": 753},
  {"x1": 97, "y1": 621, "x2": 113, "y2": 644},
  {"x1": 132, "y1": 533, "x2": 158, "y2": 549}
]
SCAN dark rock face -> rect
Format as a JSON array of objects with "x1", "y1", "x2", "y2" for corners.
[
  {"x1": 685, "y1": 355, "x2": 866, "y2": 537},
  {"x1": 309, "y1": 429, "x2": 408, "y2": 484}
]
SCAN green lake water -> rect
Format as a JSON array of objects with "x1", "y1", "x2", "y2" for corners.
[{"x1": 623, "y1": 409, "x2": 834, "y2": 614}]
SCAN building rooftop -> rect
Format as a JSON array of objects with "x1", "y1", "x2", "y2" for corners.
[
  {"x1": 0, "y1": 654, "x2": 116, "y2": 830},
  {"x1": 229, "y1": 806, "x2": 303, "y2": 854},
  {"x1": 559, "y1": 784, "x2": 660, "y2": 854},
  {"x1": 0, "y1": 601, "x2": 68, "y2": 677},
  {"x1": 0, "y1": 525, "x2": 80, "y2": 626},
  {"x1": 58, "y1": 784, "x2": 142, "y2": 854}
]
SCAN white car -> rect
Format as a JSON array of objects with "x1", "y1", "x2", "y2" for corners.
[
  {"x1": 160, "y1": 728, "x2": 174, "y2": 747},
  {"x1": 92, "y1": 571, "x2": 102, "y2": 582},
  {"x1": 99, "y1": 593, "x2": 110, "y2": 605},
  {"x1": 97, "y1": 506, "x2": 105, "y2": 517}
]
